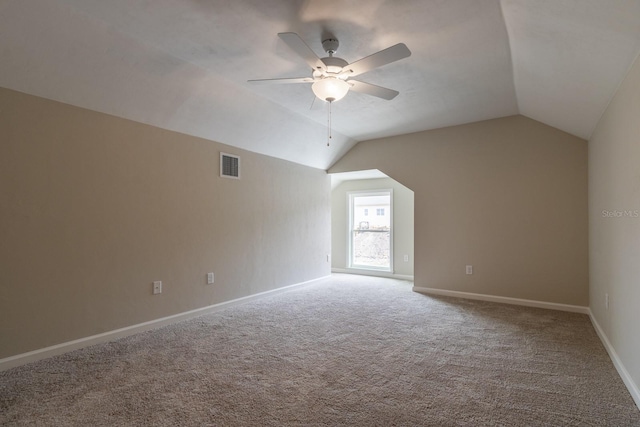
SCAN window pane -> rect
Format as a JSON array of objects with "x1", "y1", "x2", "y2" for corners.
[
  {"x1": 350, "y1": 192, "x2": 391, "y2": 270},
  {"x1": 352, "y1": 230, "x2": 390, "y2": 268}
]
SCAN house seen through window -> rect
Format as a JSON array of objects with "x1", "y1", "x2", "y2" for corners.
[{"x1": 348, "y1": 190, "x2": 392, "y2": 271}]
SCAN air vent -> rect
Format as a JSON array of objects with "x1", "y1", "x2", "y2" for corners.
[{"x1": 220, "y1": 152, "x2": 240, "y2": 179}]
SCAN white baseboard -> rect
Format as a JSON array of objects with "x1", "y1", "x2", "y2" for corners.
[
  {"x1": 332, "y1": 268, "x2": 414, "y2": 282},
  {"x1": 5, "y1": 277, "x2": 638, "y2": 413},
  {"x1": 412, "y1": 286, "x2": 590, "y2": 314},
  {"x1": 412, "y1": 286, "x2": 638, "y2": 410},
  {"x1": 0, "y1": 275, "x2": 330, "y2": 372},
  {"x1": 589, "y1": 312, "x2": 640, "y2": 409}
]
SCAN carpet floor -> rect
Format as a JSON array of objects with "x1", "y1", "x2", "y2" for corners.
[{"x1": 1, "y1": 274, "x2": 639, "y2": 426}]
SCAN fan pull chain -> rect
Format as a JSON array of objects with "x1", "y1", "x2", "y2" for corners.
[{"x1": 327, "y1": 100, "x2": 332, "y2": 147}]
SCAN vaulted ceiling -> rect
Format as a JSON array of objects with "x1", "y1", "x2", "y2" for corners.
[{"x1": 1, "y1": 0, "x2": 639, "y2": 170}]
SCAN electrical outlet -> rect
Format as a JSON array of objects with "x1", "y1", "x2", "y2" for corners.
[
  {"x1": 466, "y1": 265, "x2": 473, "y2": 275},
  {"x1": 207, "y1": 272, "x2": 215, "y2": 284},
  {"x1": 327, "y1": 254, "x2": 331, "y2": 263},
  {"x1": 605, "y1": 293, "x2": 609, "y2": 310},
  {"x1": 153, "y1": 281, "x2": 162, "y2": 295},
  {"x1": 403, "y1": 255, "x2": 409, "y2": 262}
]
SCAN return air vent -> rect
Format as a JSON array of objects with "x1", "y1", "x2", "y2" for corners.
[{"x1": 220, "y1": 152, "x2": 240, "y2": 179}]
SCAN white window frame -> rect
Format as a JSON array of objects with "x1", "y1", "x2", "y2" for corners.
[{"x1": 347, "y1": 189, "x2": 393, "y2": 272}]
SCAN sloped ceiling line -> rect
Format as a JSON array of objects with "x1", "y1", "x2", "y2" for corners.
[{"x1": 1, "y1": 0, "x2": 640, "y2": 169}]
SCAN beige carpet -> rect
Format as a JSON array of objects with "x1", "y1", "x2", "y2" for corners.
[{"x1": 1, "y1": 274, "x2": 639, "y2": 426}]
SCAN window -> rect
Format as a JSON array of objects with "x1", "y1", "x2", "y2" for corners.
[{"x1": 348, "y1": 190, "x2": 392, "y2": 271}]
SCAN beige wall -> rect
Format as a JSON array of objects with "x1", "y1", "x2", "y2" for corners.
[
  {"x1": 589, "y1": 55, "x2": 640, "y2": 394},
  {"x1": 329, "y1": 115, "x2": 588, "y2": 306},
  {"x1": 0, "y1": 88, "x2": 331, "y2": 359},
  {"x1": 331, "y1": 177, "x2": 414, "y2": 277}
]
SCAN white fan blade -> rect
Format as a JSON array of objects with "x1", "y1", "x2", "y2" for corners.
[
  {"x1": 342, "y1": 43, "x2": 411, "y2": 77},
  {"x1": 248, "y1": 77, "x2": 314, "y2": 84},
  {"x1": 278, "y1": 32, "x2": 327, "y2": 72},
  {"x1": 349, "y1": 80, "x2": 399, "y2": 100}
]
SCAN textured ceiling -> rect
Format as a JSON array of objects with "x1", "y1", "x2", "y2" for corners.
[{"x1": 1, "y1": 0, "x2": 639, "y2": 170}]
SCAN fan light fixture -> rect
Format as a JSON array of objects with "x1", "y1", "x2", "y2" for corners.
[
  {"x1": 248, "y1": 32, "x2": 412, "y2": 146},
  {"x1": 312, "y1": 77, "x2": 350, "y2": 102}
]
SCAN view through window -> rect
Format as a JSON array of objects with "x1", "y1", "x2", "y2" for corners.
[{"x1": 349, "y1": 191, "x2": 392, "y2": 271}]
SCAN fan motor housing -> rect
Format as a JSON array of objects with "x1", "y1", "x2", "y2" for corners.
[{"x1": 321, "y1": 56, "x2": 348, "y2": 74}]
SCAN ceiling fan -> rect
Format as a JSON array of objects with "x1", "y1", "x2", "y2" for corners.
[{"x1": 249, "y1": 32, "x2": 411, "y2": 103}]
